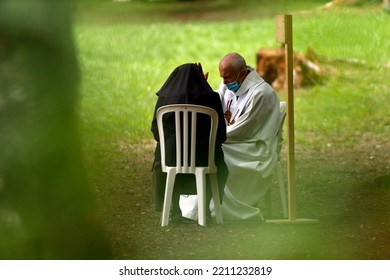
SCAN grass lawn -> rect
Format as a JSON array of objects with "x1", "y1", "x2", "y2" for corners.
[{"x1": 75, "y1": 0, "x2": 390, "y2": 259}]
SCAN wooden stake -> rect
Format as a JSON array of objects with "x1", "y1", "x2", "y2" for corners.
[{"x1": 267, "y1": 15, "x2": 317, "y2": 224}]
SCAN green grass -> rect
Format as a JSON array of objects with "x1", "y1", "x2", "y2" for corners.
[
  {"x1": 75, "y1": 2, "x2": 389, "y2": 154},
  {"x1": 76, "y1": 0, "x2": 330, "y2": 25},
  {"x1": 292, "y1": 8, "x2": 390, "y2": 149}
]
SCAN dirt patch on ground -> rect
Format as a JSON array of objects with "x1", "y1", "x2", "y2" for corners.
[{"x1": 88, "y1": 138, "x2": 390, "y2": 260}]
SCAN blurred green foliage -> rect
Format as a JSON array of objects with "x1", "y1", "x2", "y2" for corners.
[{"x1": 0, "y1": 0, "x2": 110, "y2": 259}]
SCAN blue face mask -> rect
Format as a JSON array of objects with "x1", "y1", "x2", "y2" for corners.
[
  {"x1": 225, "y1": 71, "x2": 242, "y2": 92},
  {"x1": 226, "y1": 81, "x2": 241, "y2": 92}
]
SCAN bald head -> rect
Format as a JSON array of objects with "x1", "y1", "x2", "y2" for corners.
[{"x1": 219, "y1": 53, "x2": 247, "y2": 85}]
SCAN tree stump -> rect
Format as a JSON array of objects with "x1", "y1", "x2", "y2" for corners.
[{"x1": 256, "y1": 46, "x2": 322, "y2": 90}]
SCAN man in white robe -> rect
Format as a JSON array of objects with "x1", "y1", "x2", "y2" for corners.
[{"x1": 181, "y1": 53, "x2": 280, "y2": 221}]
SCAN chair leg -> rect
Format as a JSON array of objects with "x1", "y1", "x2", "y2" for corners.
[
  {"x1": 161, "y1": 171, "x2": 176, "y2": 226},
  {"x1": 264, "y1": 188, "x2": 272, "y2": 218},
  {"x1": 210, "y1": 174, "x2": 223, "y2": 224},
  {"x1": 276, "y1": 162, "x2": 288, "y2": 218},
  {"x1": 195, "y1": 171, "x2": 207, "y2": 226}
]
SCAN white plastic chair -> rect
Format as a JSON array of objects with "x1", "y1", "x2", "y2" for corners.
[
  {"x1": 266, "y1": 101, "x2": 288, "y2": 218},
  {"x1": 275, "y1": 101, "x2": 288, "y2": 218},
  {"x1": 156, "y1": 104, "x2": 223, "y2": 226}
]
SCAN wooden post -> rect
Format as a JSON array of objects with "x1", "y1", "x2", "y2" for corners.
[
  {"x1": 276, "y1": 14, "x2": 296, "y2": 220},
  {"x1": 284, "y1": 15, "x2": 296, "y2": 221},
  {"x1": 266, "y1": 15, "x2": 317, "y2": 224}
]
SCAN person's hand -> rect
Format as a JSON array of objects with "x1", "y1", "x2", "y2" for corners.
[{"x1": 195, "y1": 62, "x2": 209, "y2": 80}]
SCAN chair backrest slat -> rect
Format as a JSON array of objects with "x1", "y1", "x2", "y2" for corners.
[
  {"x1": 190, "y1": 111, "x2": 197, "y2": 173},
  {"x1": 175, "y1": 110, "x2": 182, "y2": 170},
  {"x1": 276, "y1": 101, "x2": 287, "y2": 157}
]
